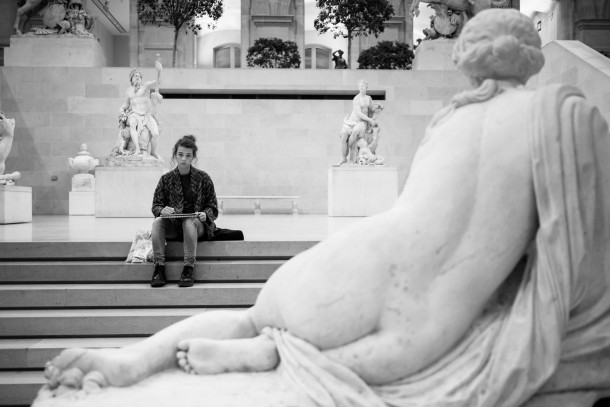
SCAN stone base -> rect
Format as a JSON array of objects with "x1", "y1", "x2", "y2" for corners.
[
  {"x1": 5, "y1": 35, "x2": 106, "y2": 67},
  {"x1": 413, "y1": 38, "x2": 458, "y2": 71},
  {"x1": 69, "y1": 191, "x2": 95, "y2": 216},
  {"x1": 0, "y1": 185, "x2": 32, "y2": 224},
  {"x1": 95, "y1": 167, "x2": 163, "y2": 217},
  {"x1": 328, "y1": 166, "x2": 398, "y2": 217}
]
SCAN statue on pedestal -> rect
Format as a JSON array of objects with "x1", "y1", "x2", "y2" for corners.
[
  {"x1": 35, "y1": 9, "x2": 610, "y2": 407},
  {"x1": 331, "y1": 50, "x2": 347, "y2": 69},
  {"x1": 109, "y1": 56, "x2": 163, "y2": 164},
  {"x1": 336, "y1": 80, "x2": 384, "y2": 167},
  {"x1": 0, "y1": 112, "x2": 20, "y2": 186}
]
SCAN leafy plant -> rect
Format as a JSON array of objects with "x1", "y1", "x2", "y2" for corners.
[
  {"x1": 313, "y1": 0, "x2": 394, "y2": 68},
  {"x1": 246, "y1": 37, "x2": 301, "y2": 68},
  {"x1": 358, "y1": 41, "x2": 414, "y2": 70},
  {"x1": 137, "y1": 0, "x2": 223, "y2": 67}
]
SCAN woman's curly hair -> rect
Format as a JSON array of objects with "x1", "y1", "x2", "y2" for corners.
[{"x1": 452, "y1": 8, "x2": 544, "y2": 85}]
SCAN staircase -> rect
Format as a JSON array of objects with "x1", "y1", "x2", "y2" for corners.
[{"x1": 0, "y1": 239, "x2": 316, "y2": 406}]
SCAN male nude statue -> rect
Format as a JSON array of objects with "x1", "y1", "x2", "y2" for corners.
[
  {"x1": 336, "y1": 79, "x2": 377, "y2": 166},
  {"x1": 120, "y1": 61, "x2": 163, "y2": 160},
  {"x1": 43, "y1": 9, "x2": 572, "y2": 397}
]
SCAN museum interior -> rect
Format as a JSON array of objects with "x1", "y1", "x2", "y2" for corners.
[{"x1": 0, "y1": 0, "x2": 609, "y2": 405}]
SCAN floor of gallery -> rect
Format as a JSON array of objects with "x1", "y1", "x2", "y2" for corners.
[{"x1": 0, "y1": 214, "x2": 359, "y2": 243}]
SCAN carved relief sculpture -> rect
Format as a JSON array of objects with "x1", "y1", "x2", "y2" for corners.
[
  {"x1": 13, "y1": 0, "x2": 94, "y2": 36},
  {"x1": 411, "y1": 0, "x2": 509, "y2": 39},
  {"x1": 35, "y1": 9, "x2": 610, "y2": 407}
]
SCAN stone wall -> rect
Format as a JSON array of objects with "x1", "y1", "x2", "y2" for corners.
[
  {"x1": 529, "y1": 40, "x2": 610, "y2": 125},
  {"x1": 0, "y1": 66, "x2": 470, "y2": 215}
]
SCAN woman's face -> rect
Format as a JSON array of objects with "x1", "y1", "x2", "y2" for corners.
[{"x1": 176, "y1": 146, "x2": 194, "y2": 169}]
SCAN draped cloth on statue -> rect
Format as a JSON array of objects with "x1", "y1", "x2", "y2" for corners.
[{"x1": 33, "y1": 84, "x2": 610, "y2": 407}]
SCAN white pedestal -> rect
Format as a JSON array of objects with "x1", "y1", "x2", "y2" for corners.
[
  {"x1": 95, "y1": 167, "x2": 163, "y2": 217},
  {"x1": 0, "y1": 185, "x2": 32, "y2": 224},
  {"x1": 69, "y1": 191, "x2": 96, "y2": 215},
  {"x1": 412, "y1": 39, "x2": 458, "y2": 71},
  {"x1": 328, "y1": 166, "x2": 398, "y2": 217},
  {"x1": 5, "y1": 35, "x2": 106, "y2": 67}
]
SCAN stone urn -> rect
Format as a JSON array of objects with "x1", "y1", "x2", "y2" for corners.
[
  {"x1": 68, "y1": 144, "x2": 99, "y2": 191},
  {"x1": 69, "y1": 144, "x2": 99, "y2": 173}
]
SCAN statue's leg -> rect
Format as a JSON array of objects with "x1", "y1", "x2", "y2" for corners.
[
  {"x1": 127, "y1": 116, "x2": 142, "y2": 154},
  {"x1": 45, "y1": 309, "x2": 260, "y2": 392},
  {"x1": 336, "y1": 129, "x2": 350, "y2": 166},
  {"x1": 14, "y1": 0, "x2": 40, "y2": 34},
  {"x1": 147, "y1": 119, "x2": 162, "y2": 160},
  {"x1": 176, "y1": 333, "x2": 279, "y2": 375}
]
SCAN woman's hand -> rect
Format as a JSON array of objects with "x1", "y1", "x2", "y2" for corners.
[
  {"x1": 160, "y1": 206, "x2": 175, "y2": 216},
  {"x1": 196, "y1": 212, "x2": 207, "y2": 223}
]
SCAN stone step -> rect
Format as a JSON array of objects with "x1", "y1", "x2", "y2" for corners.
[
  {"x1": 0, "y1": 337, "x2": 142, "y2": 369},
  {"x1": 0, "y1": 241, "x2": 316, "y2": 261},
  {"x1": 0, "y1": 308, "x2": 217, "y2": 338},
  {"x1": 0, "y1": 260, "x2": 282, "y2": 283},
  {"x1": 0, "y1": 284, "x2": 263, "y2": 309},
  {"x1": 0, "y1": 371, "x2": 44, "y2": 406}
]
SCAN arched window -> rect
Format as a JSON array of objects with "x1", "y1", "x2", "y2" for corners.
[
  {"x1": 304, "y1": 44, "x2": 331, "y2": 69},
  {"x1": 214, "y1": 43, "x2": 241, "y2": 68}
]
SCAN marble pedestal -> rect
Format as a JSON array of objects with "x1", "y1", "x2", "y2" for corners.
[
  {"x1": 413, "y1": 39, "x2": 458, "y2": 71},
  {"x1": 95, "y1": 167, "x2": 163, "y2": 217},
  {"x1": 328, "y1": 166, "x2": 398, "y2": 217},
  {"x1": 69, "y1": 191, "x2": 95, "y2": 215},
  {"x1": 5, "y1": 35, "x2": 106, "y2": 67},
  {"x1": 0, "y1": 185, "x2": 32, "y2": 224}
]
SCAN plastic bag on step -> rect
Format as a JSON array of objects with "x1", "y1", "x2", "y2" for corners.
[{"x1": 126, "y1": 229, "x2": 153, "y2": 263}]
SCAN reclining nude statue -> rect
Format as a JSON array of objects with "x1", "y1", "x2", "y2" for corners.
[{"x1": 35, "y1": 9, "x2": 610, "y2": 407}]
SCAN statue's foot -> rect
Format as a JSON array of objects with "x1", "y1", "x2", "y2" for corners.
[
  {"x1": 176, "y1": 336, "x2": 278, "y2": 375},
  {"x1": 44, "y1": 347, "x2": 142, "y2": 396},
  {"x1": 334, "y1": 158, "x2": 348, "y2": 167}
]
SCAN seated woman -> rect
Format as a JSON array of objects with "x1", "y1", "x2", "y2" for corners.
[{"x1": 149, "y1": 135, "x2": 218, "y2": 288}]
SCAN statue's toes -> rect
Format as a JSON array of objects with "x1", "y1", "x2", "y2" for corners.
[{"x1": 82, "y1": 371, "x2": 108, "y2": 394}]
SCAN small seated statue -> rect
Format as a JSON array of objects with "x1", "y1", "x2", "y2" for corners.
[
  {"x1": 336, "y1": 79, "x2": 377, "y2": 166},
  {"x1": 35, "y1": 9, "x2": 610, "y2": 407}
]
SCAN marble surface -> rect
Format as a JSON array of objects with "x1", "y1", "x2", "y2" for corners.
[
  {"x1": 328, "y1": 166, "x2": 398, "y2": 216},
  {"x1": 0, "y1": 185, "x2": 32, "y2": 224},
  {"x1": 95, "y1": 167, "x2": 163, "y2": 218}
]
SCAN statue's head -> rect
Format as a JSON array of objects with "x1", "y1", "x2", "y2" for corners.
[
  {"x1": 129, "y1": 68, "x2": 142, "y2": 86},
  {"x1": 358, "y1": 79, "x2": 368, "y2": 92},
  {"x1": 0, "y1": 112, "x2": 16, "y2": 139},
  {"x1": 452, "y1": 9, "x2": 544, "y2": 86}
]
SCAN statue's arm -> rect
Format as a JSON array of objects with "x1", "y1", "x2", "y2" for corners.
[
  {"x1": 142, "y1": 80, "x2": 158, "y2": 92},
  {"x1": 120, "y1": 92, "x2": 131, "y2": 114}
]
